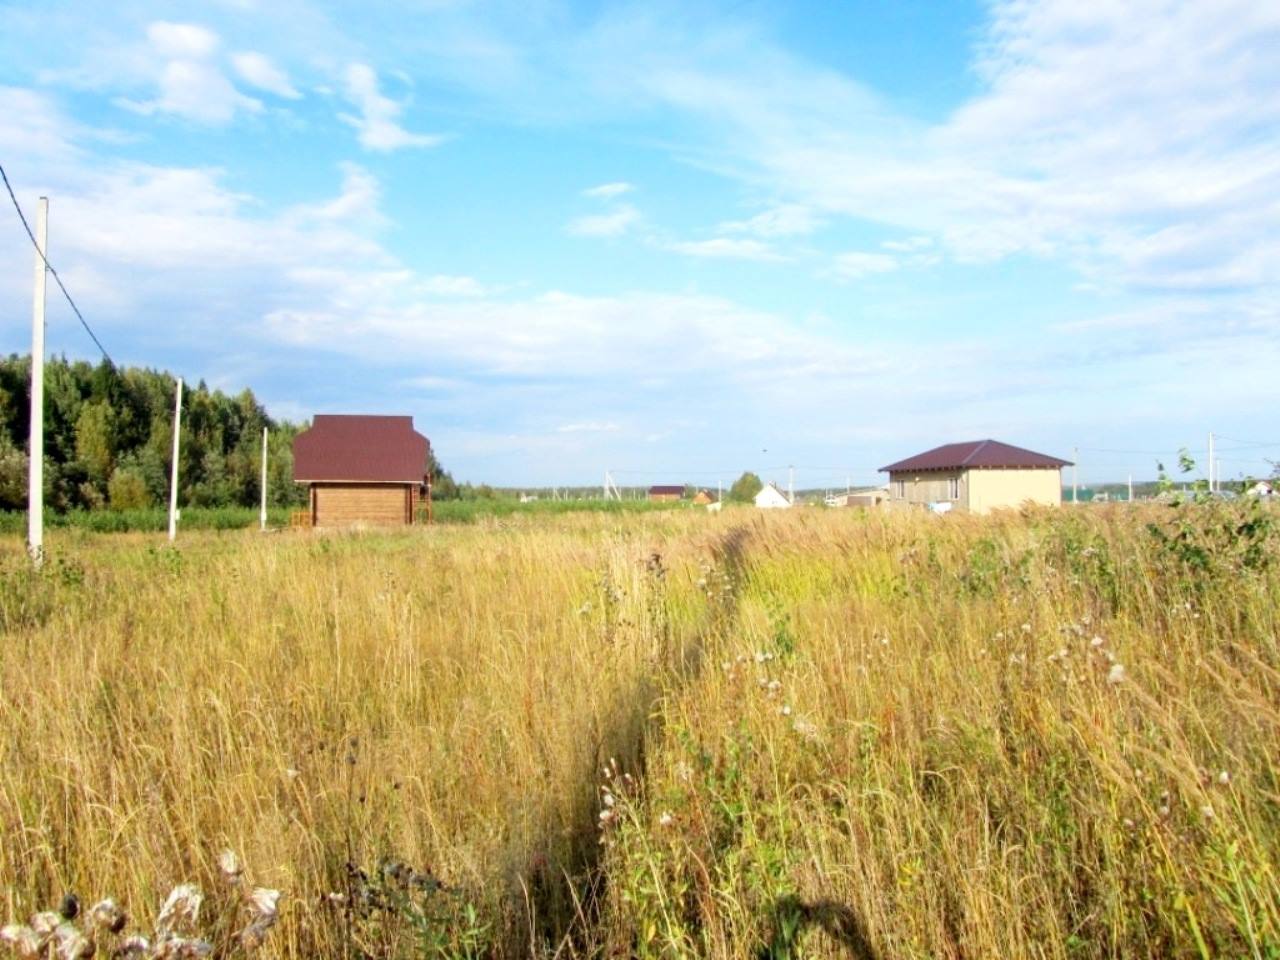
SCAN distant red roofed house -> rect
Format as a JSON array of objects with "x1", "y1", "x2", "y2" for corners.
[
  {"x1": 881, "y1": 439, "x2": 1071, "y2": 515},
  {"x1": 648, "y1": 485, "x2": 685, "y2": 502},
  {"x1": 293, "y1": 415, "x2": 430, "y2": 526}
]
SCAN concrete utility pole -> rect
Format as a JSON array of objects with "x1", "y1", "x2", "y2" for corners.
[
  {"x1": 260, "y1": 426, "x2": 269, "y2": 531},
  {"x1": 1208, "y1": 432, "x2": 1215, "y2": 493},
  {"x1": 168, "y1": 378, "x2": 183, "y2": 542},
  {"x1": 1128, "y1": 474, "x2": 1134, "y2": 503},
  {"x1": 788, "y1": 465, "x2": 795, "y2": 505},
  {"x1": 27, "y1": 197, "x2": 48, "y2": 565},
  {"x1": 1072, "y1": 447, "x2": 1079, "y2": 504}
]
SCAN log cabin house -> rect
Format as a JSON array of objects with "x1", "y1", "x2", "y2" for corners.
[{"x1": 293, "y1": 414, "x2": 430, "y2": 527}]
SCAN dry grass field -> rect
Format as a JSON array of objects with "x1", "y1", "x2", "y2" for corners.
[{"x1": 1, "y1": 502, "x2": 1278, "y2": 958}]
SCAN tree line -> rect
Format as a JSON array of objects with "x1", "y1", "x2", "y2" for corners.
[{"x1": 0, "y1": 355, "x2": 457, "y2": 513}]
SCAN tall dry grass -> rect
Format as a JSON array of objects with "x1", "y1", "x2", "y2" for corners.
[
  {"x1": 0, "y1": 513, "x2": 724, "y2": 957},
  {"x1": 1, "y1": 502, "x2": 1277, "y2": 958},
  {"x1": 599, "y1": 504, "x2": 1280, "y2": 958}
]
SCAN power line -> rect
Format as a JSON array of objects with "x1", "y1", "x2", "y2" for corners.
[{"x1": 0, "y1": 162, "x2": 114, "y2": 366}]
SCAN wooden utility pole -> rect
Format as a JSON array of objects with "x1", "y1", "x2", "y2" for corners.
[
  {"x1": 168, "y1": 378, "x2": 183, "y2": 541},
  {"x1": 260, "y1": 426, "x2": 269, "y2": 531},
  {"x1": 27, "y1": 198, "x2": 48, "y2": 565}
]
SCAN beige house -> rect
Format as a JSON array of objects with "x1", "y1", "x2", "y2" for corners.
[{"x1": 881, "y1": 439, "x2": 1071, "y2": 515}]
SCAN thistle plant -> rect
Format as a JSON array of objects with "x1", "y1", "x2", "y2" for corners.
[{"x1": 0, "y1": 852, "x2": 281, "y2": 959}]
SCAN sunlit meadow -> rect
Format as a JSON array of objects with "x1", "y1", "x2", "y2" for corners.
[{"x1": 1, "y1": 502, "x2": 1277, "y2": 958}]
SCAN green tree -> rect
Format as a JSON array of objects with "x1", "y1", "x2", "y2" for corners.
[
  {"x1": 108, "y1": 466, "x2": 152, "y2": 510},
  {"x1": 75, "y1": 399, "x2": 116, "y2": 485},
  {"x1": 728, "y1": 471, "x2": 763, "y2": 504}
]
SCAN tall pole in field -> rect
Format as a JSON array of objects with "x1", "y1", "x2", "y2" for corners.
[
  {"x1": 260, "y1": 426, "x2": 269, "y2": 531},
  {"x1": 1072, "y1": 447, "x2": 1079, "y2": 504},
  {"x1": 168, "y1": 378, "x2": 183, "y2": 542},
  {"x1": 1128, "y1": 474, "x2": 1133, "y2": 502},
  {"x1": 27, "y1": 198, "x2": 48, "y2": 565},
  {"x1": 1208, "y1": 432, "x2": 1215, "y2": 493},
  {"x1": 788, "y1": 465, "x2": 794, "y2": 505}
]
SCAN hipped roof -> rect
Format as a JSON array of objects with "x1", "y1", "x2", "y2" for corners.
[
  {"x1": 293, "y1": 414, "x2": 429, "y2": 483},
  {"x1": 881, "y1": 439, "x2": 1071, "y2": 473}
]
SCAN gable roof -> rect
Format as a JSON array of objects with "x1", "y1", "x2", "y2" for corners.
[
  {"x1": 881, "y1": 439, "x2": 1071, "y2": 473},
  {"x1": 293, "y1": 415, "x2": 429, "y2": 483}
]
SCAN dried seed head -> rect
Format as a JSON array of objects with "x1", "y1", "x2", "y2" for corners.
[
  {"x1": 248, "y1": 889, "x2": 280, "y2": 920},
  {"x1": 1218, "y1": 770, "x2": 1231, "y2": 786},
  {"x1": 152, "y1": 936, "x2": 212, "y2": 959},
  {"x1": 1107, "y1": 663, "x2": 1126, "y2": 685},
  {"x1": 30, "y1": 913, "x2": 62, "y2": 939},
  {"x1": 52, "y1": 924, "x2": 93, "y2": 960},
  {"x1": 218, "y1": 850, "x2": 243, "y2": 884},
  {"x1": 657, "y1": 811, "x2": 674, "y2": 828},
  {"x1": 0, "y1": 925, "x2": 39, "y2": 959},
  {"x1": 88, "y1": 899, "x2": 126, "y2": 934},
  {"x1": 115, "y1": 935, "x2": 150, "y2": 958},
  {"x1": 57, "y1": 895, "x2": 79, "y2": 922},
  {"x1": 156, "y1": 885, "x2": 202, "y2": 936}
]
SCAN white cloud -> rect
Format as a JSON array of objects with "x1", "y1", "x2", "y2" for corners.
[
  {"x1": 567, "y1": 204, "x2": 640, "y2": 237},
  {"x1": 340, "y1": 63, "x2": 442, "y2": 151},
  {"x1": 667, "y1": 237, "x2": 784, "y2": 261},
  {"x1": 719, "y1": 204, "x2": 819, "y2": 238},
  {"x1": 421, "y1": 275, "x2": 487, "y2": 297},
  {"x1": 307, "y1": 163, "x2": 382, "y2": 221},
  {"x1": 557, "y1": 421, "x2": 621, "y2": 433},
  {"x1": 582, "y1": 181, "x2": 634, "y2": 199},
  {"x1": 881, "y1": 235, "x2": 933, "y2": 253},
  {"x1": 831, "y1": 251, "x2": 898, "y2": 279},
  {"x1": 231, "y1": 52, "x2": 301, "y2": 99},
  {"x1": 116, "y1": 22, "x2": 262, "y2": 124},
  {"x1": 146, "y1": 22, "x2": 219, "y2": 60}
]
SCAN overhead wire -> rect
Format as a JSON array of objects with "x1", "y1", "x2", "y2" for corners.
[{"x1": 0, "y1": 162, "x2": 114, "y2": 366}]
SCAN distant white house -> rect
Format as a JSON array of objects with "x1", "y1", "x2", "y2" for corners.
[
  {"x1": 754, "y1": 483, "x2": 792, "y2": 509},
  {"x1": 1249, "y1": 480, "x2": 1275, "y2": 497}
]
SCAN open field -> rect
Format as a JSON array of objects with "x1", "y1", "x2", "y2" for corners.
[{"x1": 1, "y1": 503, "x2": 1278, "y2": 958}]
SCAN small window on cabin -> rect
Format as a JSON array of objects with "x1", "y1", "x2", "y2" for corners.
[
  {"x1": 948, "y1": 477, "x2": 959, "y2": 500},
  {"x1": 894, "y1": 480, "x2": 905, "y2": 498}
]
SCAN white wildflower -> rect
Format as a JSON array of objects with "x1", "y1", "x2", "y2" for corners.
[
  {"x1": 657, "y1": 811, "x2": 674, "y2": 828},
  {"x1": 780, "y1": 705, "x2": 792, "y2": 716},
  {"x1": 1107, "y1": 663, "x2": 1126, "y2": 685},
  {"x1": 1090, "y1": 635, "x2": 1105, "y2": 648},
  {"x1": 1218, "y1": 770, "x2": 1231, "y2": 786},
  {"x1": 1200, "y1": 804, "x2": 1215, "y2": 820}
]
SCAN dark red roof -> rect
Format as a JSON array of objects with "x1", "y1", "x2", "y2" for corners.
[
  {"x1": 881, "y1": 439, "x2": 1071, "y2": 473},
  {"x1": 293, "y1": 415, "x2": 429, "y2": 483},
  {"x1": 648, "y1": 485, "x2": 685, "y2": 495}
]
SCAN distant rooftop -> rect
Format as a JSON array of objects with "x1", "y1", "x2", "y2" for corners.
[
  {"x1": 881, "y1": 439, "x2": 1072, "y2": 473},
  {"x1": 293, "y1": 414, "x2": 429, "y2": 483}
]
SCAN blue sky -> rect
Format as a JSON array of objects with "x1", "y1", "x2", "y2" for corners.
[{"x1": 1, "y1": 0, "x2": 1278, "y2": 488}]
